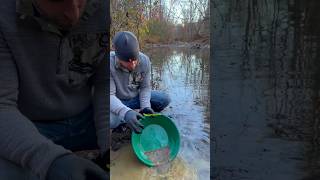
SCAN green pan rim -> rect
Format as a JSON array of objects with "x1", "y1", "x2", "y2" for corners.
[{"x1": 131, "y1": 114, "x2": 180, "y2": 166}]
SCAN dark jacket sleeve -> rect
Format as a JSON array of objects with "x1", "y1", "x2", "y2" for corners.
[{"x1": 0, "y1": 31, "x2": 71, "y2": 180}]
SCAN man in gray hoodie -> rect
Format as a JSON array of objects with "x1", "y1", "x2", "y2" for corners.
[
  {"x1": 110, "y1": 31, "x2": 171, "y2": 134},
  {"x1": 0, "y1": 0, "x2": 109, "y2": 179}
]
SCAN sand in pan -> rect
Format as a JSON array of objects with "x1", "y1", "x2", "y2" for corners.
[{"x1": 145, "y1": 146, "x2": 170, "y2": 166}]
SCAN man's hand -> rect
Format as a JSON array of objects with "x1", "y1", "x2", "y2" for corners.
[
  {"x1": 139, "y1": 107, "x2": 155, "y2": 115},
  {"x1": 124, "y1": 110, "x2": 144, "y2": 134},
  {"x1": 47, "y1": 154, "x2": 108, "y2": 180}
]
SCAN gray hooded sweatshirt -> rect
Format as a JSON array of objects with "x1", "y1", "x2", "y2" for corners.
[
  {"x1": 0, "y1": 0, "x2": 108, "y2": 179},
  {"x1": 110, "y1": 51, "x2": 151, "y2": 119}
]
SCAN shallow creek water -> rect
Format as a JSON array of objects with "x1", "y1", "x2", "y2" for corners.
[{"x1": 111, "y1": 47, "x2": 210, "y2": 180}]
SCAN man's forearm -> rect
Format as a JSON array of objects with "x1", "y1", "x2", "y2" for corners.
[
  {"x1": 93, "y1": 83, "x2": 109, "y2": 153},
  {"x1": 139, "y1": 87, "x2": 151, "y2": 109},
  {"x1": 0, "y1": 109, "x2": 71, "y2": 180},
  {"x1": 92, "y1": 48, "x2": 109, "y2": 153},
  {"x1": 110, "y1": 95, "x2": 131, "y2": 119}
]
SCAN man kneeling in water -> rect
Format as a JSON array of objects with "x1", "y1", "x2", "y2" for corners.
[{"x1": 110, "y1": 31, "x2": 171, "y2": 145}]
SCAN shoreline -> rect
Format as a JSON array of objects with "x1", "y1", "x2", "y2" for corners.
[{"x1": 145, "y1": 42, "x2": 210, "y2": 49}]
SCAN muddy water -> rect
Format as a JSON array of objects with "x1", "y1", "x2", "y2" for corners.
[
  {"x1": 110, "y1": 47, "x2": 210, "y2": 179},
  {"x1": 111, "y1": 144, "x2": 198, "y2": 180},
  {"x1": 213, "y1": 0, "x2": 320, "y2": 179}
]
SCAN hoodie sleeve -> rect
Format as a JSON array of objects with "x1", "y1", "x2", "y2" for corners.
[
  {"x1": 0, "y1": 31, "x2": 71, "y2": 180},
  {"x1": 139, "y1": 55, "x2": 152, "y2": 109},
  {"x1": 91, "y1": 46, "x2": 109, "y2": 153},
  {"x1": 110, "y1": 72, "x2": 131, "y2": 120}
]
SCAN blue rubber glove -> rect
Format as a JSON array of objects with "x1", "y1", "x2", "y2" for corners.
[
  {"x1": 124, "y1": 110, "x2": 144, "y2": 134},
  {"x1": 47, "y1": 154, "x2": 108, "y2": 180}
]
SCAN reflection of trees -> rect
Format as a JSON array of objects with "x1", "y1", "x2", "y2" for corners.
[
  {"x1": 181, "y1": 49, "x2": 210, "y2": 110},
  {"x1": 144, "y1": 47, "x2": 174, "y2": 89},
  {"x1": 296, "y1": 1, "x2": 320, "y2": 177},
  {"x1": 225, "y1": 0, "x2": 320, "y2": 178},
  {"x1": 145, "y1": 47, "x2": 210, "y2": 122}
]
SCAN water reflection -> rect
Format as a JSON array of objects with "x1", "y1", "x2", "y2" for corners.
[
  {"x1": 146, "y1": 47, "x2": 210, "y2": 179},
  {"x1": 213, "y1": 0, "x2": 320, "y2": 179}
]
